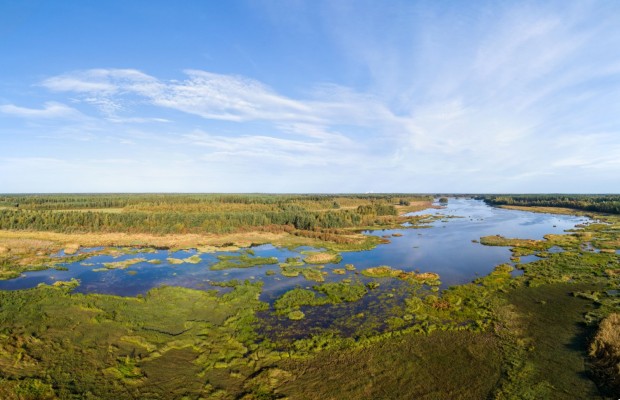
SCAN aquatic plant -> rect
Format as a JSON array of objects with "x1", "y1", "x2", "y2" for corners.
[
  {"x1": 361, "y1": 265, "x2": 441, "y2": 285},
  {"x1": 288, "y1": 310, "x2": 305, "y2": 320},
  {"x1": 103, "y1": 257, "x2": 147, "y2": 269},
  {"x1": 210, "y1": 254, "x2": 278, "y2": 270},
  {"x1": 302, "y1": 251, "x2": 342, "y2": 264}
]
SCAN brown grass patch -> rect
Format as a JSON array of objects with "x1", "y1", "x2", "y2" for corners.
[
  {"x1": 303, "y1": 252, "x2": 341, "y2": 264},
  {"x1": 498, "y1": 205, "x2": 589, "y2": 216},
  {"x1": 395, "y1": 200, "x2": 434, "y2": 214},
  {"x1": 589, "y1": 313, "x2": 620, "y2": 395}
]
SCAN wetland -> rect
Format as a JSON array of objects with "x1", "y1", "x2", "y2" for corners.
[{"x1": 0, "y1": 193, "x2": 619, "y2": 399}]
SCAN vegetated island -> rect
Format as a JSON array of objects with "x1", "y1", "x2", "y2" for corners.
[{"x1": 0, "y1": 193, "x2": 619, "y2": 399}]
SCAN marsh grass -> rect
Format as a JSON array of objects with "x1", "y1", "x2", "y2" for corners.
[
  {"x1": 302, "y1": 251, "x2": 342, "y2": 264},
  {"x1": 361, "y1": 265, "x2": 441, "y2": 285},
  {"x1": 1, "y1": 198, "x2": 619, "y2": 398},
  {"x1": 103, "y1": 258, "x2": 147, "y2": 269},
  {"x1": 274, "y1": 330, "x2": 503, "y2": 399},
  {"x1": 210, "y1": 254, "x2": 278, "y2": 270},
  {"x1": 589, "y1": 313, "x2": 620, "y2": 395},
  {"x1": 0, "y1": 280, "x2": 270, "y2": 399},
  {"x1": 496, "y1": 283, "x2": 603, "y2": 399}
]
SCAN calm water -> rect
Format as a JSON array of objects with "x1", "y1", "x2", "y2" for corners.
[{"x1": 0, "y1": 198, "x2": 590, "y2": 297}]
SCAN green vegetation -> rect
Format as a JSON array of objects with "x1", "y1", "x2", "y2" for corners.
[
  {"x1": 0, "y1": 194, "x2": 432, "y2": 236},
  {"x1": 103, "y1": 257, "x2": 147, "y2": 270},
  {"x1": 210, "y1": 253, "x2": 278, "y2": 270},
  {"x1": 273, "y1": 281, "x2": 369, "y2": 315},
  {"x1": 302, "y1": 250, "x2": 342, "y2": 264},
  {"x1": 361, "y1": 265, "x2": 441, "y2": 285},
  {"x1": 279, "y1": 264, "x2": 326, "y2": 282},
  {"x1": 0, "y1": 280, "x2": 273, "y2": 399},
  {"x1": 482, "y1": 194, "x2": 620, "y2": 214},
  {"x1": 589, "y1": 313, "x2": 620, "y2": 395},
  {"x1": 277, "y1": 257, "x2": 328, "y2": 282},
  {"x1": 287, "y1": 310, "x2": 305, "y2": 320},
  {"x1": 2, "y1": 193, "x2": 620, "y2": 398}
]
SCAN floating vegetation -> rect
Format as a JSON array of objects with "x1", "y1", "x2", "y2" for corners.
[
  {"x1": 345, "y1": 264, "x2": 356, "y2": 271},
  {"x1": 314, "y1": 281, "x2": 367, "y2": 303},
  {"x1": 279, "y1": 257, "x2": 304, "y2": 268},
  {"x1": 480, "y1": 235, "x2": 548, "y2": 256},
  {"x1": 147, "y1": 259, "x2": 162, "y2": 264},
  {"x1": 273, "y1": 281, "x2": 369, "y2": 317},
  {"x1": 332, "y1": 268, "x2": 346, "y2": 275},
  {"x1": 47, "y1": 278, "x2": 79, "y2": 288},
  {"x1": 302, "y1": 251, "x2": 342, "y2": 264},
  {"x1": 183, "y1": 255, "x2": 201, "y2": 264},
  {"x1": 361, "y1": 265, "x2": 441, "y2": 285},
  {"x1": 274, "y1": 288, "x2": 323, "y2": 314},
  {"x1": 103, "y1": 257, "x2": 147, "y2": 270},
  {"x1": 280, "y1": 267, "x2": 301, "y2": 278},
  {"x1": 302, "y1": 268, "x2": 326, "y2": 282},
  {"x1": 210, "y1": 254, "x2": 278, "y2": 270},
  {"x1": 361, "y1": 265, "x2": 403, "y2": 278},
  {"x1": 279, "y1": 264, "x2": 325, "y2": 282},
  {"x1": 288, "y1": 310, "x2": 305, "y2": 320}
]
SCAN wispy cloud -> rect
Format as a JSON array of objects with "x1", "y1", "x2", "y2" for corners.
[
  {"x1": 0, "y1": 102, "x2": 83, "y2": 119},
  {"x1": 2, "y1": 1, "x2": 620, "y2": 192}
]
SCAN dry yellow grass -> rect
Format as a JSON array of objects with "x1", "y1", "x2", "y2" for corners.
[
  {"x1": 303, "y1": 252, "x2": 340, "y2": 264},
  {"x1": 49, "y1": 208, "x2": 126, "y2": 213},
  {"x1": 498, "y1": 205, "x2": 588, "y2": 216},
  {"x1": 0, "y1": 228, "x2": 375, "y2": 255},
  {"x1": 395, "y1": 200, "x2": 435, "y2": 214},
  {"x1": 589, "y1": 313, "x2": 620, "y2": 394},
  {"x1": 0, "y1": 230, "x2": 295, "y2": 250}
]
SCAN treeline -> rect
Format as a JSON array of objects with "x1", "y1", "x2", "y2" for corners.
[
  {"x1": 0, "y1": 193, "x2": 430, "y2": 211},
  {"x1": 481, "y1": 195, "x2": 620, "y2": 215},
  {"x1": 0, "y1": 197, "x2": 417, "y2": 234}
]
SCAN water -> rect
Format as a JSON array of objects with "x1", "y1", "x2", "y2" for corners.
[{"x1": 0, "y1": 198, "x2": 590, "y2": 297}]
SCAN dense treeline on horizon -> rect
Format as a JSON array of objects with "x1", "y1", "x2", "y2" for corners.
[
  {"x1": 0, "y1": 193, "x2": 431, "y2": 235},
  {"x1": 481, "y1": 194, "x2": 620, "y2": 214}
]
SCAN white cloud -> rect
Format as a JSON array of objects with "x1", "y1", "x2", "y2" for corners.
[
  {"x1": 42, "y1": 68, "x2": 157, "y2": 94},
  {"x1": 0, "y1": 102, "x2": 83, "y2": 119},
  {"x1": 3, "y1": 1, "x2": 620, "y2": 192},
  {"x1": 183, "y1": 129, "x2": 361, "y2": 167}
]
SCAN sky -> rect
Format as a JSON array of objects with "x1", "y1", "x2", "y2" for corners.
[{"x1": 1, "y1": 0, "x2": 620, "y2": 193}]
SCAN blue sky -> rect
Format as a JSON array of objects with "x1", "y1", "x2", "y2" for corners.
[{"x1": 1, "y1": 0, "x2": 620, "y2": 193}]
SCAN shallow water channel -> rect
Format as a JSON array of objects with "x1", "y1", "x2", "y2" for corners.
[{"x1": 0, "y1": 198, "x2": 590, "y2": 298}]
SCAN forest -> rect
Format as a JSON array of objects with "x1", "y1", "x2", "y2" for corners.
[
  {"x1": 482, "y1": 194, "x2": 620, "y2": 214},
  {"x1": 0, "y1": 194, "x2": 428, "y2": 234}
]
